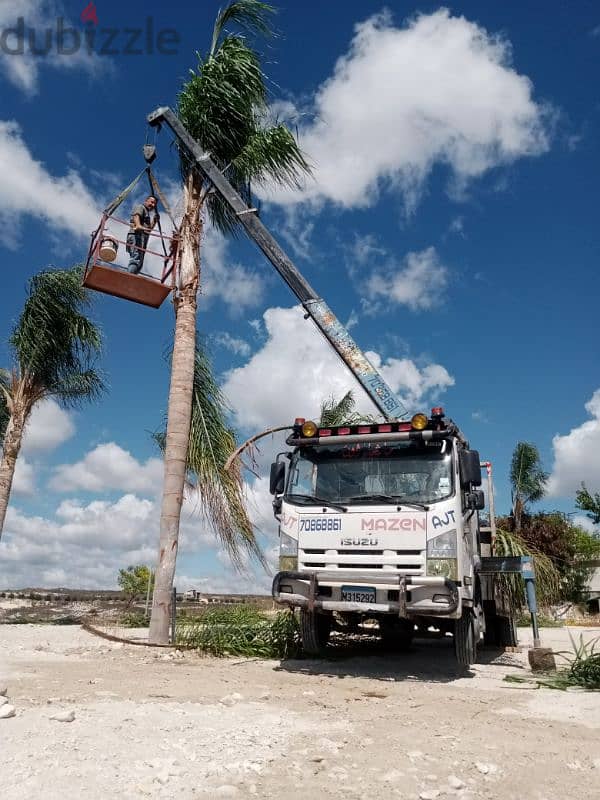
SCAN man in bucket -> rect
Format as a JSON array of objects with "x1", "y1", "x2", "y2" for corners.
[{"x1": 127, "y1": 195, "x2": 157, "y2": 274}]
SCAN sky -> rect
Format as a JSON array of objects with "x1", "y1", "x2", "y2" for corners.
[{"x1": 0, "y1": 0, "x2": 599, "y2": 593}]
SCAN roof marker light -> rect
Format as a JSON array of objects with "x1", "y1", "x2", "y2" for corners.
[
  {"x1": 411, "y1": 413, "x2": 428, "y2": 430},
  {"x1": 301, "y1": 420, "x2": 318, "y2": 437}
]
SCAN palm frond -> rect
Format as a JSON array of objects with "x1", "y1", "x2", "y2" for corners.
[
  {"x1": 319, "y1": 391, "x2": 376, "y2": 427},
  {"x1": 232, "y1": 125, "x2": 311, "y2": 188},
  {"x1": 176, "y1": 1, "x2": 311, "y2": 236},
  {"x1": 155, "y1": 340, "x2": 265, "y2": 572},
  {"x1": 493, "y1": 528, "x2": 561, "y2": 607},
  {"x1": 210, "y1": 0, "x2": 275, "y2": 57},
  {"x1": 50, "y1": 369, "x2": 105, "y2": 406}
]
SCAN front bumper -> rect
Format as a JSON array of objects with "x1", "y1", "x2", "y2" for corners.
[{"x1": 272, "y1": 570, "x2": 459, "y2": 618}]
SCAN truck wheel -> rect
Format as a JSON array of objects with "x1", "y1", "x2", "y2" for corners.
[
  {"x1": 300, "y1": 609, "x2": 332, "y2": 655},
  {"x1": 497, "y1": 615, "x2": 518, "y2": 648},
  {"x1": 454, "y1": 611, "x2": 478, "y2": 667}
]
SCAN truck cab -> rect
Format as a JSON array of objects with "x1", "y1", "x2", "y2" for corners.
[{"x1": 270, "y1": 408, "x2": 494, "y2": 666}]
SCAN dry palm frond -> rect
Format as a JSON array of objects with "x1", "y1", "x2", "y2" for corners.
[
  {"x1": 155, "y1": 341, "x2": 265, "y2": 572},
  {"x1": 493, "y1": 528, "x2": 561, "y2": 607}
]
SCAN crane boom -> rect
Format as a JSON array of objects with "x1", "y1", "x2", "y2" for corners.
[{"x1": 147, "y1": 106, "x2": 407, "y2": 421}]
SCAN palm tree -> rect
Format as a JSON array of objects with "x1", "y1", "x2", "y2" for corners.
[
  {"x1": 149, "y1": 0, "x2": 310, "y2": 643},
  {"x1": 0, "y1": 267, "x2": 104, "y2": 538},
  {"x1": 509, "y1": 441, "x2": 548, "y2": 533}
]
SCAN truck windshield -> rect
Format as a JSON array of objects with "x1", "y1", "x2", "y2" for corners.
[{"x1": 286, "y1": 441, "x2": 453, "y2": 505}]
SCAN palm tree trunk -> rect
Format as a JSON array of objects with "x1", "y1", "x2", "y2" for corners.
[
  {"x1": 149, "y1": 172, "x2": 202, "y2": 644},
  {"x1": 0, "y1": 404, "x2": 27, "y2": 539},
  {"x1": 514, "y1": 497, "x2": 523, "y2": 534}
]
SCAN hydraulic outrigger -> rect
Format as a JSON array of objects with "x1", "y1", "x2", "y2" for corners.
[{"x1": 147, "y1": 107, "x2": 547, "y2": 662}]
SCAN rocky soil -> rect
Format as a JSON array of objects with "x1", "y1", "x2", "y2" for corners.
[{"x1": 1, "y1": 624, "x2": 599, "y2": 799}]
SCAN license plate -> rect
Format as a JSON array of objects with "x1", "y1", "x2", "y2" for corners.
[{"x1": 341, "y1": 585, "x2": 376, "y2": 603}]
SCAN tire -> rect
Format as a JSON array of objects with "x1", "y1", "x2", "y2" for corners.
[
  {"x1": 300, "y1": 609, "x2": 332, "y2": 655},
  {"x1": 497, "y1": 615, "x2": 518, "y2": 648},
  {"x1": 454, "y1": 611, "x2": 478, "y2": 667}
]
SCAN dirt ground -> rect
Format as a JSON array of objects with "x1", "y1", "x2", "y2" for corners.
[{"x1": 1, "y1": 624, "x2": 599, "y2": 800}]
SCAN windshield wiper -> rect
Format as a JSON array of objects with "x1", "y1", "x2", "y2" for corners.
[
  {"x1": 286, "y1": 494, "x2": 347, "y2": 512},
  {"x1": 347, "y1": 493, "x2": 397, "y2": 504},
  {"x1": 347, "y1": 494, "x2": 429, "y2": 511}
]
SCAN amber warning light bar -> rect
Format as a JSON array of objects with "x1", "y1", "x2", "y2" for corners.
[{"x1": 288, "y1": 409, "x2": 449, "y2": 445}]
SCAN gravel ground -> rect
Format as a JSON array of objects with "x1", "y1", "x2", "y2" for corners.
[{"x1": 1, "y1": 624, "x2": 599, "y2": 799}]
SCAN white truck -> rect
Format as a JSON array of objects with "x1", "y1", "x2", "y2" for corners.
[{"x1": 270, "y1": 408, "x2": 515, "y2": 666}]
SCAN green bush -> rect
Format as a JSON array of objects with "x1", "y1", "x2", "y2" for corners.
[
  {"x1": 515, "y1": 611, "x2": 563, "y2": 627},
  {"x1": 119, "y1": 611, "x2": 149, "y2": 628}
]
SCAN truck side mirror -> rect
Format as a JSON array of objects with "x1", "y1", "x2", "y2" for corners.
[
  {"x1": 465, "y1": 490, "x2": 485, "y2": 511},
  {"x1": 270, "y1": 461, "x2": 285, "y2": 495},
  {"x1": 459, "y1": 450, "x2": 482, "y2": 488}
]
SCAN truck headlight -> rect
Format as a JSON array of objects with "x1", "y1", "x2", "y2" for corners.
[
  {"x1": 427, "y1": 529, "x2": 457, "y2": 580},
  {"x1": 279, "y1": 556, "x2": 298, "y2": 572}
]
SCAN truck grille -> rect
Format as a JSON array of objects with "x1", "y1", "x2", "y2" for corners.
[{"x1": 299, "y1": 548, "x2": 424, "y2": 574}]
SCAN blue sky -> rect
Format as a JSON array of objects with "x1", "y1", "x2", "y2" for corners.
[{"x1": 0, "y1": 0, "x2": 599, "y2": 591}]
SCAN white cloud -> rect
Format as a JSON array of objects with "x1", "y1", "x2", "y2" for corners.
[
  {"x1": 547, "y1": 390, "x2": 600, "y2": 497},
  {"x1": 0, "y1": 484, "x2": 273, "y2": 591},
  {"x1": 351, "y1": 234, "x2": 387, "y2": 267},
  {"x1": 0, "y1": 496, "x2": 158, "y2": 588},
  {"x1": 260, "y1": 9, "x2": 549, "y2": 211},
  {"x1": 365, "y1": 246, "x2": 449, "y2": 311},
  {"x1": 199, "y1": 226, "x2": 267, "y2": 314},
  {"x1": 49, "y1": 442, "x2": 163, "y2": 494},
  {"x1": 213, "y1": 332, "x2": 252, "y2": 358},
  {"x1": 21, "y1": 398, "x2": 75, "y2": 454},
  {"x1": 0, "y1": 0, "x2": 108, "y2": 94},
  {"x1": 0, "y1": 119, "x2": 100, "y2": 247},
  {"x1": 222, "y1": 305, "x2": 454, "y2": 430},
  {"x1": 12, "y1": 457, "x2": 35, "y2": 495},
  {"x1": 448, "y1": 216, "x2": 465, "y2": 237}
]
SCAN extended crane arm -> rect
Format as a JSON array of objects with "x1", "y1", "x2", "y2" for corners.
[{"x1": 147, "y1": 106, "x2": 407, "y2": 421}]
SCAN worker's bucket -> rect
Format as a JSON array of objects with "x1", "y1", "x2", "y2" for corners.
[{"x1": 99, "y1": 236, "x2": 119, "y2": 263}]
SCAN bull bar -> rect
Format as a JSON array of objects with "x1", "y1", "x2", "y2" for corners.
[{"x1": 272, "y1": 571, "x2": 459, "y2": 617}]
